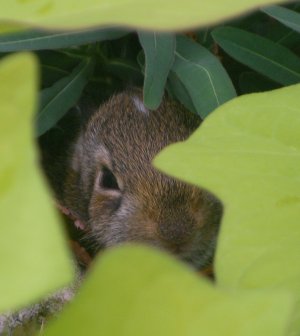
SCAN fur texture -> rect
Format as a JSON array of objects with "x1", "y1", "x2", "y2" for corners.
[{"x1": 42, "y1": 89, "x2": 222, "y2": 269}]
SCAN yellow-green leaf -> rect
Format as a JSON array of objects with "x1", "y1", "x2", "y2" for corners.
[
  {"x1": 0, "y1": 0, "x2": 285, "y2": 31},
  {"x1": 154, "y1": 84, "x2": 300, "y2": 334},
  {"x1": 43, "y1": 245, "x2": 294, "y2": 336},
  {"x1": 0, "y1": 53, "x2": 73, "y2": 312}
]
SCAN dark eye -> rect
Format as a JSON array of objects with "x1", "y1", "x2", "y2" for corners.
[{"x1": 100, "y1": 166, "x2": 119, "y2": 190}]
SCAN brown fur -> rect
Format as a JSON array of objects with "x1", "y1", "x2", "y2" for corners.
[{"x1": 41, "y1": 89, "x2": 222, "y2": 269}]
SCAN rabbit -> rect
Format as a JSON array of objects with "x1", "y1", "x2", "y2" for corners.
[
  {"x1": 41, "y1": 88, "x2": 222, "y2": 270},
  {"x1": 1, "y1": 89, "x2": 223, "y2": 335}
]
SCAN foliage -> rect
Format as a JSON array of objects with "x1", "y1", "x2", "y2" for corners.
[
  {"x1": 43, "y1": 245, "x2": 294, "y2": 336},
  {"x1": 138, "y1": 32, "x2": 175, "y2": 109},
  {"x1": 0, "y1": 4, "x2": 299, "y2": 135},
  {"x1": 0, "y1": 53, "x2": 73, "y2": 313},
  {"x1": 0, "y1": 0, "x2": 300, "y2": 335},
  {"x1": 0, "y1": 0, "x2": 284, "y2": 31},
  {"x1": 37, "y1": 58, "x2": 94, "y2": 136},
  {"x1": 155, "y1": 83, "x2": 300, "y2": 336}
]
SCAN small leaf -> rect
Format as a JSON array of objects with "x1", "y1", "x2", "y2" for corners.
[
  {"x1": 0, "y1": 53, "x2": 73, "y2": 312},
  {"x1": 212, "y1": 26, "x2": 300, "y2": 86},
  {"x1": 0, "y1": 28, "x2": 129, "y2": 52},
  {"x1": 36, "y1": 57, "x2": 94, "y2": 136},
  {"x1": 172, "y1": 35, "x2": 236, "y2": 118},
  {"x1": 138, "y1": 32, "x2": 175, "y2": 109},
  {"x1": 43, "y1": 245, "x2": 294, "y2": 336},
  {"x1": 262, "y1": 5, "x2": 300, "y2": 34}
]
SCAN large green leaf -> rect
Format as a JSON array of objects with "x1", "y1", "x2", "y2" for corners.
[
  {"x1": 0, "y1": 53, "x2": 73, "y2": 312},
  {"x1": 36, "y1": 57, "x2": 94, "y2": 136},
  {"x1": 155, "y1": 84, "x2": 300, "y2": 334},
  {"x1": 43, "y1": 245, "x2": 294, "y2": 336},
  {"x1": 212, "y1": 26, "x2": 300, "y2": 86},
  {"x1": 0, "y1": 0, "x2": 285, "y2": 31},
  {"x1": 0, "y1": 28, "x2": 129, "y2": 52},
  {"x1": 172, "y1": 35, "x2": 236, "y2": 118},
  {"x1": 262, "y1": 6, "x2": 300, "y2": 34},
  {"x1": 138, "y1": 32, "x2": 175, "y2": 109}
]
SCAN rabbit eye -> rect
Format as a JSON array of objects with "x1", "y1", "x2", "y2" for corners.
[{"x1": 99, "y1": 166, "x2": 119, "y2": 191}]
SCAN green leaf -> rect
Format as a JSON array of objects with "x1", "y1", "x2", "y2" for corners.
[
  {"x1": 262, "y1": 5, "x2": 300, "y2": 34},
  {"x1": 239, "y1": 72, "x2": 280, "y2": 94},
  {"x1": 37, "y1": 50, "x2": 80, "y2": 87},
  {"x1": 167, "y1": 71, "x2": 197, "y2": 114},
  {"x1": 105, "y1": 58, "x2": 143, "y2": 84},
  {"x1": 0, "y1": 0, "x2": 286, "y2": 31},
  {"x1": 196, "y1": 28, "x2": 214, "y2": 48},
  {"x1": 43, "y1": 245, "x2": 294, "y2": 336},
  {"x1": 37, "y1": 50, "x2": 80, "y2": 73},
  {"x1": 0, "y1": 53, "x2": 73, "y2": 312},
  {"x1": 0, "y1": 28, "x2": 129, "y2": 52},
  {"x1": 275, "y1": 30, "x2": 300, "y2": 47},
  {"x1": 138, "y1": 32, "x2": 175, "y2": 109},
  {"x1": 154, "y1": 83, "x2": 300, "y2": 334},
  {"x1": 172, "y1": 35, "x2": 236, "y2": 118},
  {"x1": 41, "y1": 65, "x2": 70, "y2": 88},
  {"x1": 36, "y1": 57, "x2": 94, "y2": 136},
  {"x1": 212, "y1": 26, "x2": 300, "y2": 86}
]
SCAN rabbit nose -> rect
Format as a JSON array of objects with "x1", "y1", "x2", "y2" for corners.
[{"x1": 157, "y1": 217, "x2": 196, "y2": 247}]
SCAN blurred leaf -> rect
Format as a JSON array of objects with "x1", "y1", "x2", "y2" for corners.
[
  {"x1": 167, "y1": 71, "x2": 197, "y2": 114},
  {"x1": 262, "y1": 5, "x2": 300, "y2": 34},
  {"x1": 138, "y1": 32, "x2": 175, "y2": 109},
  {"x1": 239, "y1": 71, "x2": 280, "y2": 94},
  {"x1": 0, "y1": 0, "x2": 286, "y2": 31},
  {"x1": 172, "y1": 35, "x2": 236, "y2": 118},
  {"x1": 0, "y1": 23, "x2": 23, "y2": 34},
  {"x1": 155, "y1": 83, "x2": 300, "y2": 334},
  {"x1": 212, "y1": 26, "x2": 300, "y2": 86},
  {"x1": 0, "y1": 28, "x2": 129, "y2": 52},
  {"x1": 36, "y1": 57, "x2": 94, "y2": 136},
  {"x1": 43, "y1": 245, "x2": 293, "y2": 336},
  {"x1": 0, "y1": 53, "x2": 73, "y2": 312}
]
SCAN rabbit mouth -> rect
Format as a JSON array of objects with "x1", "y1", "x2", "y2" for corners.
[
  {"x1": 56, "y1": 202, "x2": 215, "y2": 278},
  {"x1": 181, "y1": 251, "x2": 213, "y2": 271},
  {"x1": 56, "y1": 203, "x2": 87, "y2": 231},
  {"x1": 179, "y1": 237, "x2": 217, "y2": 274},
  {"x1": 56, "y1": 202, "x2": 94, "y2": 269}
]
